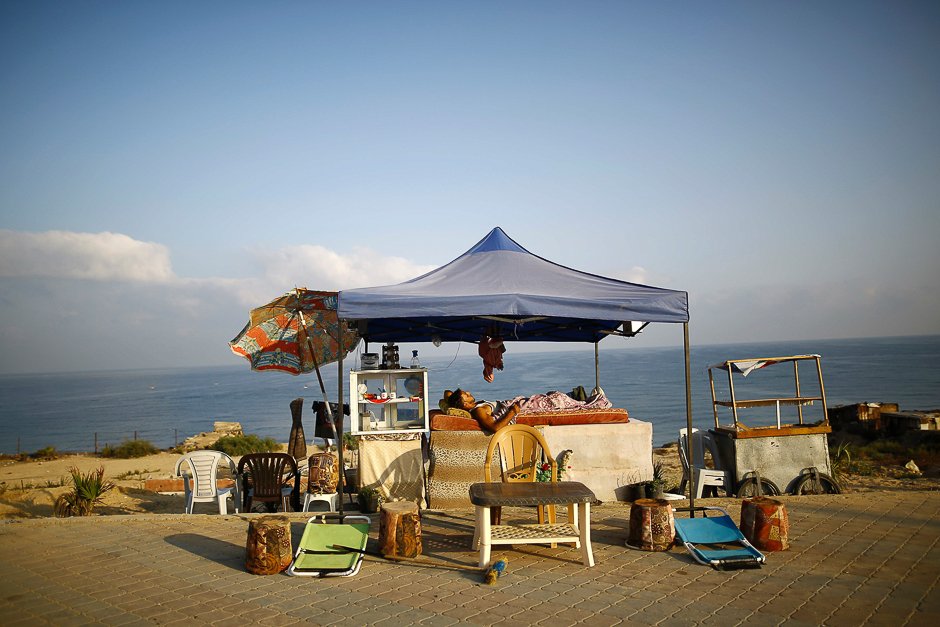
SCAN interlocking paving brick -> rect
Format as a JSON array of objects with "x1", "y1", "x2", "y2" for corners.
[{"x1": 0, "y1": 494, "x2": 939, "y2": 625}]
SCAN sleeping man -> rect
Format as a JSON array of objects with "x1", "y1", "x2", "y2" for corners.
[{"x1": 441, "y1": 387, "x2": 611, "y2": 434}]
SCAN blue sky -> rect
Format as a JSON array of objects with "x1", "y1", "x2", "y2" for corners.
[{"x1": 1, "y1": 1, "x2": 938, "y2": 374}]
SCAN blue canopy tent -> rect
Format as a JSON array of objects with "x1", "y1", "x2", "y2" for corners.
[
  {"x1": 332, "y1": 227, "x2": 696, "y2": 506},
  {"x1": 339, "y1": 226, "x2": 688, "y2": 343}
]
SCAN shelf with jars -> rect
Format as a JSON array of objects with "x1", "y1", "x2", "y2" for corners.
[{"x1": 349, "y1": 368, "x2": 429, "y2": 435}]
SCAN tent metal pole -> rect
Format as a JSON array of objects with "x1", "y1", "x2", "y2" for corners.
[
  {"x1": 684, "y1": 322, "x2": 695, "y2": 516},
  {"x1": 337, "y1": 327, "x2": 346, "y2": 519},
  {"x1": 594, "y1": 342, "x2": 600, "y2": 389}
]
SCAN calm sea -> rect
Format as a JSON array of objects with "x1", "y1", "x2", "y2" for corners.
[{"x1": 0, "y1": 335, "x2": 937, "y2": 454}]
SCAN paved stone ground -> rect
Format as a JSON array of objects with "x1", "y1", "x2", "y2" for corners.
[{"x1": 0, "y1": 491, "x2": 938, "y2": 626}]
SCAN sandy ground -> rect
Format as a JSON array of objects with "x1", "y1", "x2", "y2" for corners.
[
  {"x1": 0, "y1": 450, "x2": 185, "y2": 518},
  {"x1": 1, "y1": 441, "x2": 937, "y2": 519}
]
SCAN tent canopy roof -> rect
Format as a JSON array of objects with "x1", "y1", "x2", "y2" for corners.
[{"x1": 338, "y1": 227, "x2": 689, "y2": 344}]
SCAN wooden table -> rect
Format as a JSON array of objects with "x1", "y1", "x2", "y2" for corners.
[{"x1": 468, "y1": 481, "x2": 596, "y2": 567}]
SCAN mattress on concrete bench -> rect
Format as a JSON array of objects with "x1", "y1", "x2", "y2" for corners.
[
  {"x1": 426, "y1": 420, "x2": 652, "y2": 508},
  {"x1": 429, "y1": 407, "x2": 629, "y2": 431}
]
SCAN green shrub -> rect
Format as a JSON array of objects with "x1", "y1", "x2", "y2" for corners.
[
  {"x1": 100, "y1": 439, "x2": 159, "y2": 458},
  {"x1": 115, "y1": 468, "x2": 157, "y2": 481},
  {"x1": 209, "y1": 434, "x2": 280, "y2": 457},
  {"x1": 861, "y1": 440, "x2": 907, "y2": 461},
  {"x1": 31, "y1": 446, "x2": 59, "y2": 461},
  {"x1": 54, "y1": 466, "x2": 115, "y2": 517}
]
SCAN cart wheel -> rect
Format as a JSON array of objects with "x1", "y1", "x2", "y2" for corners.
[
  {"x1": 735, "y1": 477, "x2": 781, "y2": 498},
  {"x1": 792, "y1": 472, "x2": 841, "y2": 495}
]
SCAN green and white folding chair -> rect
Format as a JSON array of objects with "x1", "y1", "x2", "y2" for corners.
[{"x1": 288, "y1": 514, "x2": 371, "y2": 577}]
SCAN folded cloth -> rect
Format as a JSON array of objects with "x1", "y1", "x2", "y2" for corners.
[
  {"x1": 478, "y1": 335, "x2": 505, "y2": 382},
  {"x1": 466, "y1": 388, "x2": 613, "y2": 423},
  {"x1": 519, "y1": 388, "x2": 611, "y2": 413}
]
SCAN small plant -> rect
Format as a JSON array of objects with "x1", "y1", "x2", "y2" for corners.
[
  {"x1": 830, "y1": 441, "x2": 852, "y2": 485},
  {"x1": 31, "y1": 446, "x2": 59, "y2": 461},
  {"x1": 343, "y1": 432, "x2": 359, "y2": 451},
  {"x1": 536, "y1": 450, "x2": 572, "y2": 482},
  {"x1": 100, "y1": 439, "x2": 159, "y2": 459},
  {"x1": 115, "y1": 468, "x2": 157, "y2": 481},
  {"x1": 210, "y1": 434, "x2": 280, "y2": 457},
  {"x1": 652, "y1": 460, "x2": 667, "y2": 484},
  {"x1": 645, "y1": 460, "x2": 667, "y2": 498},
  {"x1": 536, "y1": 462, "x2": 555, "y2": 482},
  {"x1": 53, "y1": 466, "x2": 115, "y2": 517},
  {"x1": 357, "y1": 486, "x2": 382, "y2": 513},
  {"x1": 849, "y1": 459, "x2": 876, "y2": 476}
]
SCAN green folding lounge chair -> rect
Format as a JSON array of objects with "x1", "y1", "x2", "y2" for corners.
[
  {"x1": 673, "y1": 507, "x2": 765, "y2": 570},
  {"x1": 287, "y1": 514, "x2": 371, "y2": 577}
]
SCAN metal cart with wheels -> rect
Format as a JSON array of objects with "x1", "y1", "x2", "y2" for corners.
[{"x1": 706, "y1": 354, "x2": 841, "y2": 495}]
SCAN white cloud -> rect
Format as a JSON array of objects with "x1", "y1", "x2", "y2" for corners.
[
  {"x1": 253, "y1": 244, "x2": 437, "y2": 291},
  {"x1": 0, "y1": 230, "x2": 175, "y2": 283},
  {"x1": 1, "y1": 227, "x2": 937, "y2": 374},
  {"x1": 0, "y1": 229, "x2": 445, "y2": 372},
  {"x1": 621, "y1": 266, "x2": 649, "y2": 285}
]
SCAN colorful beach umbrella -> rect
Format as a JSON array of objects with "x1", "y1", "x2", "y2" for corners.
[
  {"x1": 230, "y1": 288, "x2": 360, "y2": 515},
  {"x1": 230, "y1": 289, "x2": 359, "y2": 376}
]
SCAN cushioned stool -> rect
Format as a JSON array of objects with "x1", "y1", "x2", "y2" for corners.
[
  {"x1": 626, "y1": 498, "x2": 675, "y2": 551},
  {"x1": 302, "y1": 452, "x2": 339, "y2": 512},
  {"x1": 246, "y1": 516, "x2": 292, "y2": 574},
  {"x1": 740, "y1": 496, "x2": 789, "y2": 551}
]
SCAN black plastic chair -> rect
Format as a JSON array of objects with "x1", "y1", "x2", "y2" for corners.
[{"x1": 238, "y1": 453, "x2": 300, "y2": 512}]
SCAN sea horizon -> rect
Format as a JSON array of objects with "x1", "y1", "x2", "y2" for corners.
[
  {"x1": 1, "y1": 334, "x2": 937, "y2": 455},
  {"x1": 2, "y1": 332, "x2": 936, "y2": 379}
]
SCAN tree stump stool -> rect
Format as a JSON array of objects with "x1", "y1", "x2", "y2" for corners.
[
  {"x1": 626, "y1": 498, "x2": 675, "y2": 551},
  {"x1": 378, "y1": 501, "x2": 422, "y2": 559},
  {"x1": 246, "y1": 516, "x2": 292, "y2": 574},
  {"x1": 740, "y1": 496, "x2": 789, "y2": 551}
]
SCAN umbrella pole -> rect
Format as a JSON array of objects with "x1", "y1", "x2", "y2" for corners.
[
  {"x1": 297, "y1": 310, "x2": 341, "y2": 443},
  {"x1": 309, "y1": 347, "x2": 340, "y2": 442},
  {"x1": 684, "y1": 322, "x2": 695, "y2": 516},
  {"x1": 297, "y1": 307, "x2": 347, "y2": 518}
]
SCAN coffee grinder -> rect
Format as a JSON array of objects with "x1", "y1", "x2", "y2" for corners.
[{"x1": 381, "y1": 342, "x2": 400, "y2": 369}]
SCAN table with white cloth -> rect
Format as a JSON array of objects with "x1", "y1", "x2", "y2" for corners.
[{"x1": 356, "y1": 433, "x2": 427, "y2": 507}]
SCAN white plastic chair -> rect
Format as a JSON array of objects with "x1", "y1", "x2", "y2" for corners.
[
  {"x1": 174, "y1": 450, "x2": 241, "y2": 515},
  {"x1": 302, "y1": 491, "x2": 339, "y2": 513},
  {"x1": 678, "y1": 428, "x2": 733, "y2": 498}
]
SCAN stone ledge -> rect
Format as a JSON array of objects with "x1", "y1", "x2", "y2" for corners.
[{"x1": 144, "y1": 478, "x2": 236, "y2": 493}]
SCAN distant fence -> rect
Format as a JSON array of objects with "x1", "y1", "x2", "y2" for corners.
[{"x1": 5, "y1": 428, "x2": 188, "y2": 456}]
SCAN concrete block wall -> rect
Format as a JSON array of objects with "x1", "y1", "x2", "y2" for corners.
[{"x1": 542, "y1": 420, "x2": 653, "y2": 502}]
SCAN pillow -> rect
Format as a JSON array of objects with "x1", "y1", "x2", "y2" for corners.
[
  {"x1": 444, "y1": 406, "x2": 472, "y2": 420},
  {"x1": 438, "y1": 397, "x2": 473, "y2": 420}
]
